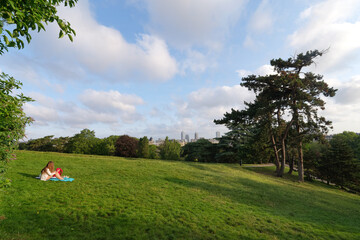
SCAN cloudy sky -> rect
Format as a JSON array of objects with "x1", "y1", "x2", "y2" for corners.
[{"x1": 2, "y1": 0, "x2": 360, "y2": 140}]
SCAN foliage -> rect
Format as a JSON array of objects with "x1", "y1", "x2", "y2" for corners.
[
  {"x1": 148, "y1": 144, "x2": 159, "y2": 159},
  {"x1": 181, "y1": 139, "x2": 216, "y2": 162},
  {"x1": 303, "y1": 141, "x2": 328, "y2": 180},
  {"x1": 137, "y1": 136, "x2": 149, "y2": 158},
  {"x1": 0, "y1": 0, "x2": 77, "y2": 54},
  {"x1": 65, "y1": 129, "x2": 96, "y2": 154},
  {"x1": 303, "y1": 132, "x2": 360, "y2": 192},
  {"x1": 93, "y1": 135, "x2": 118, "y2": 156},
  {"x1": 21, "y1": 135, "x2": 56, "y2": 152},
  {"x1": 18, "y1": 131, "x2": 119, "y2": 156},
  {"x1": 331, "y1": 131, "x2": 360, "y2": 160},
  {"x1": 159, "y1": 137, "x2": 181, "y2": 160},
  {"x1": 215, "y1": 50, "x2": 336, "y2": 181},
  {"x1": 115, "y1": 135, "x2": 139, "y2": 158},
  {"x1": 0, "y1": 0, "x2": 77, "y2": 187},
  {"x1": 2, "y1": 150, "x2": 360, "y2": 239},
  {"x1": 323, "y1": 137, "x2": 358, "y2": 189},
  {"x1": 0, "y1": 73, "x2": 33, "y2": 187}
]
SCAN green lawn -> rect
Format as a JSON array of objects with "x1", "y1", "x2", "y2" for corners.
[{"x1": 1, "y1": 151, "x2": 360, "y2": 240}]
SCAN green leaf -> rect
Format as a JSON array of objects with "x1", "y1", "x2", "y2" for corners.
[
  {"x1": 5, "y1": 30, "x2": 13, "y2": 38},
  {"x1": 8, "y1": 41, "x2": 15, "y2": 47},
  {"x1": 68, "y1": 34, "x2": 73, "y2": 42},
  {"x1": 3, "y1": 36, "x2": 9, "y2": 45},
  {"x1": 59, "y1": 30, "x2": 64, "y2": 39}
]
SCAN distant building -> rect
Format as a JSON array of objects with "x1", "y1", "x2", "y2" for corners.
[
  {"x1": 181, "y1": 131, "x2": 184, "y2": 141},
  {"x1": 185, "y1": 134, "x2": 190, "y2": 142},
  {"x1": 325, "y1": 135, "x2": 333, "y2": 141},
  {"x1": 194, "y1": 132, "x2": 198, "y2": 140},
  {"x1": 216, "y1": 131, "x2": 220, "y2": 138},
  {"x1": 209, "y1": 138, "x2": 219, "y2": 144}
]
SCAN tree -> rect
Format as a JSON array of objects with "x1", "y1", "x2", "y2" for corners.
[
  {"x1": 0, "y1": 1, "x2": 77, "y2": 187},
  {"x1": 270, "y1": 50, "x2": 336, "y2": 181},
  {"x1": 0, "y1": 0, "x2": 77, "y2": 54},
  {"x1": 215, "y1": 50, "x2": 336, "y2": 181},
  {"x1": 137, "y1": 136, "x2": 150, "y2": 158},
  {"x1": 331, "y1": 132, "x2": 360, "y2": 160},
  {"x1": 0, "y1": 73, "x2": 33, "y2": 186},
  {"x1": 181, "y1": 139, "x2": 216, "y2": 162},
  {"x1": 159, "y1": 137, "x2": 181, "y2": 160},
  {"x1": 148, "y1": 145, "x2": 159, "y2": 159},
  {"x1": 115, "y1": 135, "x2": 138, "y2": 158},
  {"x1": 65, "y1": 129, "x2": 96, "y2": 154},
  {"x1": 25, "y1": 135, "x2": 55, "y2": 151},
  {"x1": 303, "y1": 141, "x2": 328, "y2": 180},
  {"x1": 322, "y1": 137, "x2": 357, "y2": 188}
]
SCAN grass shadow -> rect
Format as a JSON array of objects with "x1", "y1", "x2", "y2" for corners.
[
  {"x1": 18, "y1": 172, "x2": 39, "y2": 179},
  {"x1": 164, "y1": 174, "x2": 360, "y2": 234}
]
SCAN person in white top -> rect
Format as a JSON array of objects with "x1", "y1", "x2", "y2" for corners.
[{"x1": 39, "y1": 161, "x2": 64, "y2": 181}]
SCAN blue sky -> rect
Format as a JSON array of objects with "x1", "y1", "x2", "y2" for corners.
[{"x1": 1, "y1": 0, "x2": 360, "y2": 140}]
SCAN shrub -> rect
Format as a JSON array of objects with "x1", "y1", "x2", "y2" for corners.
[{"x1": 115, "y1": 135, "x2": 139, "y2": 158}]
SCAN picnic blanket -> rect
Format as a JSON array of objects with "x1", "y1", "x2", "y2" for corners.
[
  {"x1": 49, "y1": 177, "x2": 74, "y2": 182},
  {"x1": 36, "y1": 176, "x2": 74, "y2": 182}
]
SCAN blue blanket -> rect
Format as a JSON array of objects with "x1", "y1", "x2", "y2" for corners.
[{"x1": 49, "y1": 177, "x2": 74, "y2": 182}]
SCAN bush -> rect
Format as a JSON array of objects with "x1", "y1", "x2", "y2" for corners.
[
  {"x1": 0, "y1": 73, "x2": 33, "y2": 187},
  {"x1": 115, "y1": 135, "x2": 139, "y2": 158},
  {"x1": 182, "y1": 139, "x2": 216, "y2": 162},
  {"x1": 159, "y1": 137, "x2": 181, "y2": 160},
  {"x1": 137, "y1": 137, "x2": 149, "y2": 158}
]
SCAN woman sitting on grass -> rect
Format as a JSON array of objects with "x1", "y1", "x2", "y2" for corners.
[{"x1": 39, "y1": 161, "x2": 64, "y2": 181}]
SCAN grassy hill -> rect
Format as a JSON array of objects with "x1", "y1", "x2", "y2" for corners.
[{"x1": 1, "y1": 151, "x2": 360, "y2": 240}]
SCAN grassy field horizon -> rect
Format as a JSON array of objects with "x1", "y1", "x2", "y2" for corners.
[{"x1": 1, "y1": 151, "x2": 360, "y2": 239}]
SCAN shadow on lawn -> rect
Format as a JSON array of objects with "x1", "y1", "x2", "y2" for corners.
[
  {"x1": 183, "y1": 161, "x2": 241, "y2": 174},
  {"x1": 18, "y1": 172, "x2": 39, "y2": 179},
  {"x1": 164, "y1": 175, "x2": 360, "y2": 232}
]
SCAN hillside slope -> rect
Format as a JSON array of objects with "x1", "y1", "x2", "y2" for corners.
[{"x1": 1, "y1": 151, "x2": 360, "y2": 239}]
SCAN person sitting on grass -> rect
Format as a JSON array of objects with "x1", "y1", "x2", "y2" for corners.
[{"x1": 39, "y1": 161, "x2": 64, "y2": 181}]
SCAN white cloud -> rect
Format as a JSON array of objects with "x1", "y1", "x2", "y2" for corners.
[
  {"x1": 180, "y1": 50, "x2": 218, "y2": 74},
  {"x1": 248, "y1": 0, "x2": 274, "y2": 33},
  {"x1": 288, "y1": 0, "x2": 360, "y2": 72},
  {"x1": 243, "y1": 35, "x2": 257, "y2": 49},
  {"x1": 79, "y1": 89, "x2": 144, "y2": 113},
  {"x1": 256, "y1": 64, "x2": 276, "y2": 75},
  {"x1": 176, "y1": 85, "x2": 254, "y2": 122},
  {"x1": 323, "y1": 98, "x2": 360, "y2": 134},
  {"x1": 331, "y1": 75, "x2": 360, "y2": 104},
  {"x1": 24, "y1": 89, "x2": 144, "y2": 129},
  {"x1": 23, "y1": 104, "x2": 59, "y2": 126},
  {"x1": 142, "y1": 0, "x2": 247, "y2": 50},
  {"x1": 140, "y1": 84, "x2": 255, "y2": 139},
  {"x1": 236, "y1": 64, "x2": 276, "y2": 78},
  {"x1": 32, "y1": 0, "x2": 177, "y2": 82}
]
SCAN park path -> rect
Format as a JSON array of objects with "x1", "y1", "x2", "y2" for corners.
[{"x1": 242, "y1": 163, "x2": 275, "y2": 168}]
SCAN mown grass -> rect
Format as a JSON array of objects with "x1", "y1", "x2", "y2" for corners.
[{"x1": 1, "y1": 151, "x2": 360, "y2": 240}]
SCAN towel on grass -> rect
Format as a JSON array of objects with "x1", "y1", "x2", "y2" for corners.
[
  {"x1": 36, "y1": 176, "x2": 74, "y2": 182},
  {"x1": 49, "y1": 177, "x2": 74, "y2": 182}
]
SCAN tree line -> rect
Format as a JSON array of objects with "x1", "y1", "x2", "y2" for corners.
[
  {"x1": 18, "y1": 129, "x2": 182, "y2": 161},
  {"x1": 304, "y1": 132, "x2": 360, "y2": 192}
]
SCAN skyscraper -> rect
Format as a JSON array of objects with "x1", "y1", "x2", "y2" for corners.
[
  {"x1": 185, "y1": 134, "x2": 190, "y2": 142},
  {"x1": 194, "y1": 132, "x2": 199, "y2": 140},
  {"x1": 216, "y1": 131, "x2": 220, "y2": 138},
  {"x1": 181, "y1": 131, "x2": 184, "y2": 141}
]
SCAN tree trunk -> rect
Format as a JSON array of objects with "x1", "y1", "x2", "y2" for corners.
[
  {"x1": 271, "y1": 134, "x2": 280, "y2": 174},
  {"x1": 278, "y1": 138, "x2": 286, "y2": 177},
  {"x1": 297, "y1": 140, "x2": 304, "y2": 182},
  {"x1": 288, "y1": 156, "x2": 294, "y2": 174}
]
